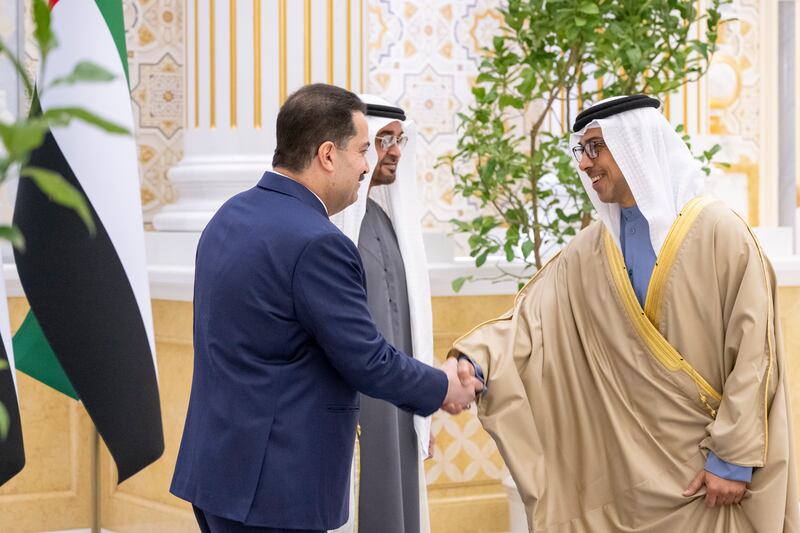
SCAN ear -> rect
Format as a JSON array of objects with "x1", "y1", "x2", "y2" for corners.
[{"x1": 317, "y1": 141, "x2": 336, "y2": 172}]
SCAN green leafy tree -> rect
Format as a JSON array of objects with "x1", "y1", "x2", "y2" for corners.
[
  {"x1": 442, "y1": 0, "x2": 730, "y2": 292},
  {"x1": 0, "y1": 0, "x2": 130, "y2": 437}
]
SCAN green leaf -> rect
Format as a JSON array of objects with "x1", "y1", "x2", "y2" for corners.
[
  {"x1": 498, "y1": 94, "x2": 523, "y2": 109},
  {"x1": 0, "y1": 121, "x2": 49, "y2": 161},
  {"x1": 49, "y1": 61, "x2": 116, "y2": 88},
  {"x1": 504, "y1": 242, "x2": 515, "y2": 262},
  {"x1": 493, "y1": 36, "x2": 505, "y2": 51},
  {"x1": 578, "y1": 3, "x2": 600, "y2": 15},
  {"x1": 472, "y1": 86, "x2": 486, "y2": 100},
  {"x1": 452, "y1": 277, "x2": 468, "y2": 293},
  {"x1": 475, "y1": 250, "x2": 490, "y2": 268},
  {"x1": 20, "y1": 166, "x2": 96, "y2": 235},
  {"x1": 0, "y1": 226, "x2": 25, "y2": 251},
  {"x1": 521, "y1": 239, "x2": 534, "y2": 259},
  {"x1": 0, "y1": 402, "x2": 8, "y2": 440},
  {"x1": 32, "y1": 0, "x2": 55, "y2": 56},
  {"x1": 626, "y1": 47, "x2": 642, "y2": 66},
  {"x1": 43, "y1": 107, "x2": 129, "y2": 135},
  {"x1": 574, "y1": 17, "x2": 587, "y2": 27}
]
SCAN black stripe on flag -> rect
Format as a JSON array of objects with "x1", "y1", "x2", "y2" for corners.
[
  {"x1": 14, "y1": 131, "x2": 163, "y2": 483},
  {"x1": 0, "y1": 332, "x2": 24, "y2": 486}
]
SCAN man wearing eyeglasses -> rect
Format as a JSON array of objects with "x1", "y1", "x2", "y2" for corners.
[
  {"x1": 449, "y1": 95, "x2": 798, "y2": 532},
  {"x1": 331, "y1": 95, "x2": 435, "y2": 533}
]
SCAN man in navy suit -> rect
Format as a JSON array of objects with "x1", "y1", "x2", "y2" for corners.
[{"x1": 171, "y1": 84, "x2": 481, "y2": 533}]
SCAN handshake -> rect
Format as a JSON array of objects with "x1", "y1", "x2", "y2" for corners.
[{"x1": 439, "y1": 356, "x2": 484, "y2": 415}]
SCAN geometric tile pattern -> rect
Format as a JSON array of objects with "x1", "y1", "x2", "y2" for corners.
[
  {"x1": 123, "y1": 0, "x2": 184, "y2": 224},
  {"x1": 367, "y1": 0, "x2": 501, "y2": 230}
]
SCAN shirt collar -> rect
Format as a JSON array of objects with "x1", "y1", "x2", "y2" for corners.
[{"x1": 620, "y1": 204, "x2": 643, "y2": 221}]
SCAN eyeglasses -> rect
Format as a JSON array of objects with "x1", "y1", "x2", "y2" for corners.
[
  {"x1": 572, "y1": 139, "x2": 606, "y2": 163},
  {"x1": 376, "y1": 133, "x2": 408, "y2": 151}
]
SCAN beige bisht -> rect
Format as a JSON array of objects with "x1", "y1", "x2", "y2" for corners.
[{"x1": 450, "y1": 197, "x2": 798, "y2": 532}]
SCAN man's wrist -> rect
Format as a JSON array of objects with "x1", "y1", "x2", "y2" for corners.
[{"x1": 704, "y1": 451, "x2": 752, "y2": 483}]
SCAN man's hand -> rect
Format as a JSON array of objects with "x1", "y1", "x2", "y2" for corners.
[
  {"x1": 440, "y1": 357, "x2": 483, "y2": 414},
  {"x1": 683, "y1": 468, "x2": 747, "y2": 507},
  {"x1": 457, "y1": 357, "x2": 476, "y2": 385}
]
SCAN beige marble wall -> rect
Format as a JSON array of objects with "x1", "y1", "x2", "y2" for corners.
[
  {"x1": 0, "y1": 299, "x2": 95, "y2": 533},
  {"x1": 2, "y1": 289, "x2": 800, "y2": 533}
]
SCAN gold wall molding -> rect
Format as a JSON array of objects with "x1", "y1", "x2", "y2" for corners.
[
  {"x1": 253, "y1": 0, "x2": 262, "y2": 129},
  {"x1": 278, "y1": 0, "x2": 287, "y2": 104},
  {"x1": 346, "y1": 0, "x2": 352, "y2": 90},
  {"x1": 193, "y1": 0, "x2": 199, "y2": 128},
  {"x1": 327, "y1": 0, "x2": 334, "y2": 84},
  {"x1": 229, "y1": 0, "x2": 237, "y2": 128},
  {"x1": 304, "y1": 0, "x2": 312, "y2": 84},
  {"x1": 209, "y1": 0, "x2": 216, "y2": 129}
]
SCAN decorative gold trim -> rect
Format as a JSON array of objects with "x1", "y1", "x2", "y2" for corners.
[
  {"x1": 360, "y1": 0, "x2": 364, "y2": 93},
  {"x1": 722, "y1": 156, "x2": 759, "y2": 226},
  {"x1": 279, "y1": 0, "x2": 287, "y2": 103},
  {"x1": 253, "y1": 0, "x2": 262, "y2": 128},
  {"x1": 696, "y1": 0, "x2": 701, "y2": 134},
  {"x1": 328, "y1": 0, "x2": 334, "y2": 84},
  {"x1": 644, "y1": 196, "x2": 716, "y2": 329},
  {"x1": 603, "y1": 228, "x2": 722, "y2": 411},
  {"x1": 682, "y1": 82, "x2": 688, "y2": 128},
  {"x1": 210, "y1": 0, "x2": 216, "y2": 129},
  {"x1": 304, "y1": 0, "x2": 312, "y2": 84},
  {"x1": 194, "y1": 0, "x2": 199, "y2": 128},
  {"x1": 664, "y1": 93, "x2": 670, "y2": 120},
  {"x1": 708, "y1": 55, "x2": 742, "y2": 109},
  {"x1": 346, "y1": 0, "x2": 352, "y2": 90},
  {"x1": 230, "y1": 0, "x2": 237, "y2": 128}
]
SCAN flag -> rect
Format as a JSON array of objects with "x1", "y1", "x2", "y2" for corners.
[{"x1": 12, "y1": 0, "x2": 163, "y2": 483}]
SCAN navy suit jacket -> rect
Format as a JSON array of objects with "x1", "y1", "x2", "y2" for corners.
[{"x1": 170, "y1": 172, "x2": 447, "y2": 529}]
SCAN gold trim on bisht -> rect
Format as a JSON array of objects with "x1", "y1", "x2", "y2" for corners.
[
  {"x1": 603, "y1": 202, "x2": 722, "y2": 416},
  {"x1": 644, "y1": 196, "x2": 716, "y2": 329}
]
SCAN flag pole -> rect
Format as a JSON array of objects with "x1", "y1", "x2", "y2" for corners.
[{"x1": 92, "y1": 426, "x2": 100, "y2": 533}]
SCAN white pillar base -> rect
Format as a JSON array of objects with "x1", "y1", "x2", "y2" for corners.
[{"x1": 151, "y1": 133, "x2": 271, "y2": 232}]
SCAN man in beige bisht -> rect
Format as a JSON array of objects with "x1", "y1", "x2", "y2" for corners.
[{"x1": 451, "y1": 94, "x2": 799, "y2": 532}]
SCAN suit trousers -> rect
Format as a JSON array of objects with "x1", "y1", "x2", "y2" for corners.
[{"x1": 192, "y1": 505, "x2": 325, "y2": 533}]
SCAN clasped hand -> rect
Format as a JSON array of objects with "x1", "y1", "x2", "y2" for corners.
[
  {"x1": 439, "y1": 357, "x2": 483, "y2": 415},
  {"x1": 684, "y1": 469, "x2": 747, "y2": 507}
]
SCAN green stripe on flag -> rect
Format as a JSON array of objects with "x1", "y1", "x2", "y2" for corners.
[
  {"x1": 94, "y1": 0, "x2": 129, "y2": 84},
  {"x1": 13, "y1": 311, "x2": 78, "y2": 399}
]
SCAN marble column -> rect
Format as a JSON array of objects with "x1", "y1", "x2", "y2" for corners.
[{"x1": 153, "y1": 0, "x2": 367, "y2": 231}]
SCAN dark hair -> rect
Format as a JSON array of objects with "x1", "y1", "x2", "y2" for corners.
[{"x1": 272, "y1": 83, "x2": 367, "y2": 172}]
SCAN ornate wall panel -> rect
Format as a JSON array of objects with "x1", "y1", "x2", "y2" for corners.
[{"x1": 123, "y1": 0, "x2": 184, "y2": 224}]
